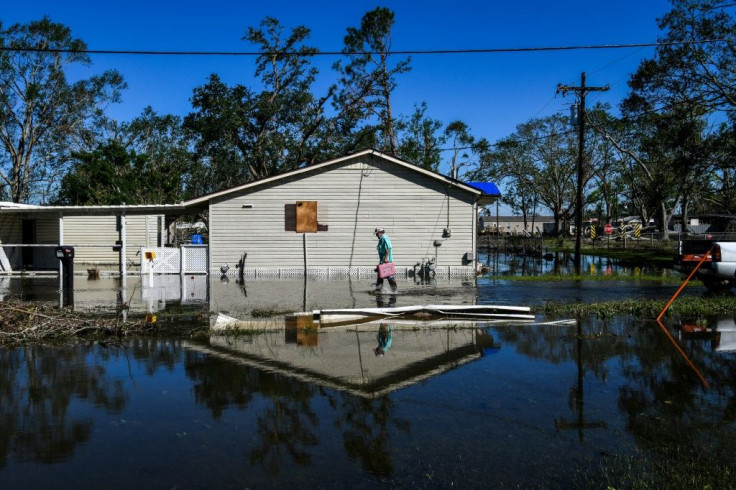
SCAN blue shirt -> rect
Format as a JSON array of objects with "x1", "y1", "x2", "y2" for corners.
[
  {"x1": 377, "y1": 235, "x2": 393, "y2": 263},
  {"x1": 377, "y1": 325, "x2": 393, "y2": 352}
]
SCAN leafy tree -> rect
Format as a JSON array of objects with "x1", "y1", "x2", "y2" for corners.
[
  {"x1": 184, "y1": 75, "x2": 253, "y2": 195},
  {"x1": 474, "y1": 115, "x2": 579, "y2": 234},
  {"x1": 0, "y1": 18, "x2": 125, "y2": 203},
  {"x1": 56, "y1": 108, "x2": 193, "y2": 205},
  {"x1": 585, "y1": 105, "x2": 629, "y2": 223},
  {"x1": 333, "y1": 7, "x2": 411, "y2": 156},
  {"x1": 619, "y1": 0, "x2": 735, "y2": 224},
  {"x1": 475, "y1": 137, "x2": 541, "y2": 232},
  {"x1": 599, "y1": 102, "x2": 712, "y2": 234},
  {"x1": 185, "y1": 17, "x2": 327, "y2": 194},
  {"x1": 122, "y1": 108, "x2": 194, "y2": 202},
  {"x1": 396, "y1": 102, "x2": 444, "y2": 171},
  {"x1": 627, "y1": 0, "x2": 736, "y2": 114},
  {"x1": 705, "y1": 121, "x2": 736, "y2": 213},
  {"x1": 56, "y1": 141, "x2": 146, "y2": 205},
  {"x1": 443, "y1": 120, "x2": 490, "y2": 179}
]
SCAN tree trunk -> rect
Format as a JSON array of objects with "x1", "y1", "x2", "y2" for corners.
[{"x1": 681, "y1": 195, "x2": 690, "y2": 234}]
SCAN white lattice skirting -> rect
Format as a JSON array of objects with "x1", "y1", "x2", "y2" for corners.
[
  {"x1": 140, "y1": 245, "x2": 208, "y2": 274},
  {"x1": 218, "y1": 265, "x2": 476, "y2": 279}
]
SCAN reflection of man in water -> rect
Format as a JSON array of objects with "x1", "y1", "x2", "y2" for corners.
[
  {"x1": 374, "y1": 324, "x2": 394, "y2": 356},
  {"x1": 375, "y1": 293, "x2": 396, "y2": 309}
]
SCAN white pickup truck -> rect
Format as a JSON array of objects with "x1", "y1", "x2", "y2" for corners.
[{"x1": 675, "y1": 239, "x2": 736, "y2": 292}]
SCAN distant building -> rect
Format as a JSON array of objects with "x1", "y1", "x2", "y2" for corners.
[{"x1": 478, "y1": 215, "x2": 555, "y2": 236}]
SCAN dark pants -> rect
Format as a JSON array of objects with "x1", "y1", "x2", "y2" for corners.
[{"x1": 376, "y1": 275, "x2": 397, "y2": 291}]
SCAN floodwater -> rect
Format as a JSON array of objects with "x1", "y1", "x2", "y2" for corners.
[{"x1": 1, "y1": 253, "x2": 734, "y2": 488}]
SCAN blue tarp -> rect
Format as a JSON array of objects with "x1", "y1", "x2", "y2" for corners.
[{"x1": 465, "y1": 181, "x2": 500, "y2": 196}]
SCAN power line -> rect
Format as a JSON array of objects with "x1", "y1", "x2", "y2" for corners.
[
  {"x1": 435, "y1": 129, "x2": 578, "y2": 152},
  {"x1": 0, "y1": 39, "x2": 726, "y2": 57}
]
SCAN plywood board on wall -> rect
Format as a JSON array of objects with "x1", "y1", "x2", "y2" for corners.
[{"x1": 296, "y1": 201, "x2": 317, "y2": 233}]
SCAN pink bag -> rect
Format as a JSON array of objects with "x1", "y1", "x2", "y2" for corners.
[{"x1": 378, "y1": 262, "x2": 395, "y2": 278}]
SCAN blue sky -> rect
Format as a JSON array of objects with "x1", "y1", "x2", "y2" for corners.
[{"x1": 4, "y1": 1, "x2": 672, "y2": 175}]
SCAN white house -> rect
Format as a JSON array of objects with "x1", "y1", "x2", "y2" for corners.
[
  {"x1": 0, "y1": 150, "x2": 499, "y2": 278},
  {"x1": 184, "y1": 150, "x2": 499, "y2": 277}
]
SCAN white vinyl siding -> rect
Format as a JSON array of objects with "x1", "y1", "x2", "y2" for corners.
[
  {"x1": 62, "y1": 215, "x2": 163, "y2": 265},
  {"x1": 0, "y1": 214, "x2": 164, "y2": 270},
  {"x1": 209, "y1": 155, "x2": 475, "y2": 270}
]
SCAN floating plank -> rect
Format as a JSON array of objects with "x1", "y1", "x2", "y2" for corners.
[
  {"x1": 314, "y1": 304, "x2": 532, "y2": 324},
  {"x1": 434, "y1": 310, "x2": 536, "y2": 320}
]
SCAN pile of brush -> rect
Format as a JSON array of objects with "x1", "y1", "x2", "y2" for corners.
[{"x1": 0, "y1": 299, "x2": 151, "y2": 345}]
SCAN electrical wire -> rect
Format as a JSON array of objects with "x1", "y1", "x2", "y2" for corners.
[
  {"x1": 534, "y1": 95, "x2": 557, "y2": 117},
  {"x1": 0, "y1": 39, "x2": 727, "y2": 57},
  {"x1": 435, "y1": 129, "x2": 578, "y2": 153}
]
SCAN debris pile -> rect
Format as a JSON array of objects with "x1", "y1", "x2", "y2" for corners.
[{"x1": 0, "y1": 300, "x2": 150, "y2": 345}]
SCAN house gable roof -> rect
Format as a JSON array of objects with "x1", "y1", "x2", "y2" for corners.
[
  {"x1": 0, "y1": 202, "x2": 187, "y2": 216},
  {"x1": 182, "y1": 149, "x2": 499, "y2": 207}
]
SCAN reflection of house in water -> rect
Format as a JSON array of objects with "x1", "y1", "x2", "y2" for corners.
[
  {"x1": 184, "y1": 322, "x2": 497, "y2": 398},
  {"x1": 0, "y1": 276, "x2": 9, "y2": 301},
  {"x1": 141, "y1": 275, "x2": 208, "y2": 310}
]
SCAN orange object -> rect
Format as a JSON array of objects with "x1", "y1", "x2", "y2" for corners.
[
  {"x1": 681, "y1": 324, "x2": 707, "y2": 334},
  {"x1": 658, "y1": 245, "x2": 714, "y2": 322},
  {"x1": 296, "y1": 201, "x2": 318, "y2": 233}
]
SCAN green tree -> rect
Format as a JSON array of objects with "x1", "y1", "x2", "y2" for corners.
[
  {"x1": 585, "y1": 105, "x2": 628, "y2": 224},
  {"x1": 56, "y1": 141, "x2": 146, "y2": 205},
  {"x1": 56, "y1": 108, "x2": 192, "y2": 205},
  {"x1": 475, "y1": 137, "x2": 542, "y2": 232},
  {"x1": 619, "y1": 0, "x2": 735, "y2": 223},
  {"x1": 600, "y1": 103, "x2": 712, "y2": 234},
  {"x1": 333, "y1": 7, "x2": 411, "y2": 156},
  {"x1": 706, "y1": 122, "x2": 736, "y2": 213},
  {"x1": 474, "y1": 115, "x2": 579, "y2": 234},
  {"x1": 628, "y1": 0, "x2": 736, "y2": 114},
  {"x1": 122, "y1": 107, "x2": 193, "y2": 202},
  {"x1": 444, "y1": 120, "x2": 489, "y2": 179},
  {"x1": 397, "y1": 102, "x2": 444, "y2": 171},
  {"x1": 0, "y1": 18, "x2": 125, "y2": 203},
  {"x1": 185, "y1": 17, "x2": 327, "y2": 194}
]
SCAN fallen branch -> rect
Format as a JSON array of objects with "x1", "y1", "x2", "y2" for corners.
[{"x1": 0, "y1": 299, "x2": 155, "y2": 345}]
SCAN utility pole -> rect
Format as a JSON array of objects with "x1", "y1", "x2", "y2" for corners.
[{"x1": 557, "y1": 72, "x2": 609, "y2": 269}]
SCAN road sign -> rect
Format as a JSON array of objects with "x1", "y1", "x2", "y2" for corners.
[{"x1": 604, "y1": 223, "x2": 613, "y2": 235}]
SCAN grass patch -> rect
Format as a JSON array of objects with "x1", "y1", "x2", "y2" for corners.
[
  {"x1": 544, "y1": 241, "x2": 676, "y2": 265},
  {"x1": 576, "y1": 431, "x2": 736, "y2": 489},
  {"x1": 250, "y1": 307, "x2": 294, "y2": 318},
  {"x1": 535, "y1": 295, "x2": 736, "y2": 318}
]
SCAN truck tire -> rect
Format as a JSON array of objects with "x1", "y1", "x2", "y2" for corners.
[{"x1": 701, "y1": 276, "x2": 735, "y2": 293}]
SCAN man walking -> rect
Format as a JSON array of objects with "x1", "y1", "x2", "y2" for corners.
[{"x1": 374, "y1": 227, "x2": 397, "y2": 292}]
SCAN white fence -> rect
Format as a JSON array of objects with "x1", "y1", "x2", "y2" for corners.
[
  {"x1": 141, "y1": 275, "x2": 208, "y2": 303},
  {"x1": 140, "y1": 245, "x2": 208, "y2": 274}
]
